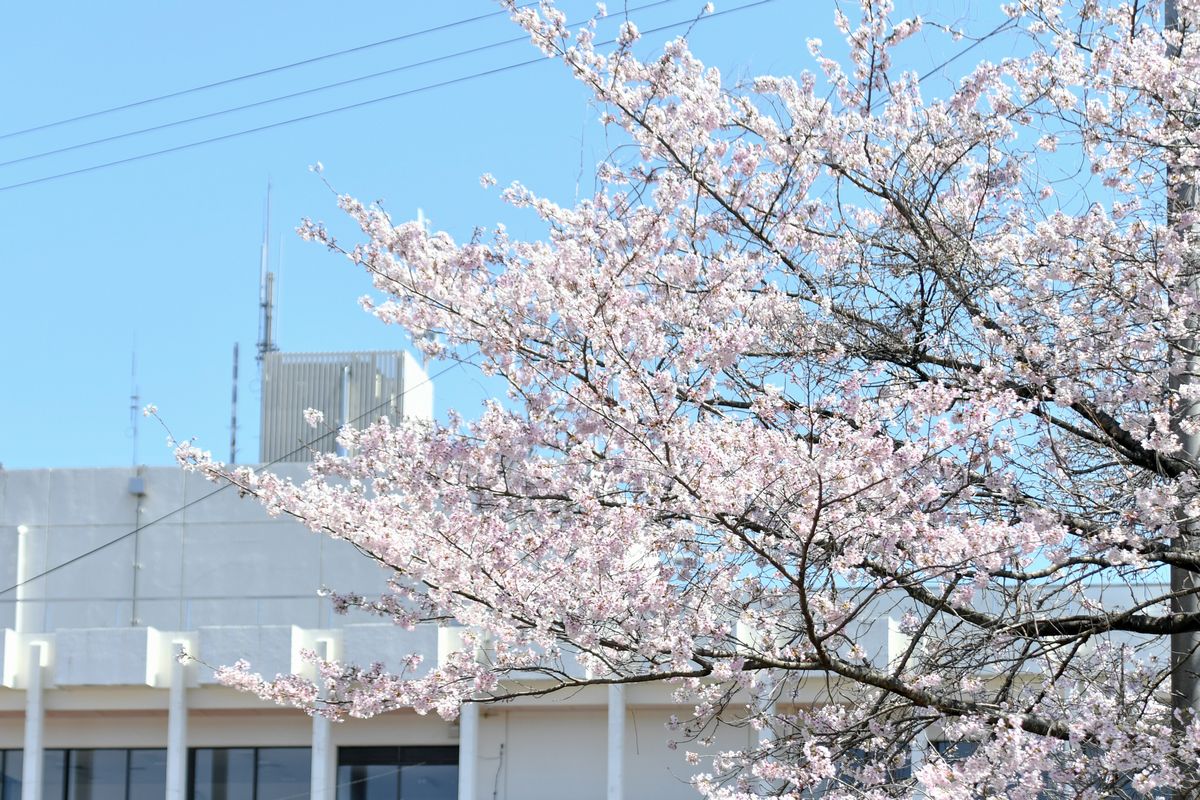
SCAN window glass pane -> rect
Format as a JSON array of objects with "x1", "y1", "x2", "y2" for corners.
[
  {"x1": 888, "y1": 751, "x2": 912, "y2": 783},
  {"x1": 255, "y1": 748, "x2": 310, "y2": 800},
  {"x1": 933, "y1": 741, "x2": 978, "y2": 763},
  {"x1": 339, "y1": 748, "x2": 399, "y2": 767},
  {"x1": 834, "y1": 746, "x2": 909, "y2": 789},
  {"x1": 191, "y1": 749, "x2": 254, "y2": 800},
  {"x1": 336, "y1": 746, "x2": 457, "y2": 800},
  {"x1": 3, "y1": 750, "x2": 22, "y2": 800},
  {"x1": 398, "y1": 749, "x2": 457, "y2": 767},
  {"x1": 127, "y1": 750, "x2": 167, "y2": 800},
  {"x1": 4, "y1": 749, "x2": 67, "y2": 800},
  {"x1": 67, "y1": 749, "x2": 127, "y2": 800},
  {"x1": 2, "y1": 753, "x2": 18, "y2": 800},
  {"x1": 400, "y1": 764, "x2": 457, "y2": 800},
  {"x1": 337, "y1": 764, "x2": 398, "y2": 800},
  {"x1": 44, "y1": 750, "x2": 67, "y2": 800}
]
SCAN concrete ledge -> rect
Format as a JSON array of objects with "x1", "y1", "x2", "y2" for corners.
[
  {"x1": 342, "y1": 624, "x2": 437, "y2": 678},
  {"x1": 2, "y1": 630, "x2": 54, "y2": 689},
  {"x1": 56, "y1": 627, "x2": 150, "y2": 686},
  {"x1": 196, "y1": 625, "x2": 292, "y2": 684}
]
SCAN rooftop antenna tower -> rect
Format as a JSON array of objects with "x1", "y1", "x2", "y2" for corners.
[
  {"x1": 229, "y1": 342, "x2": 239, "y2": 464},
  {"x1": 127, "y1": 349, "x2": 140, "y2": 466},
  {"x1": 256, "y1": 181, "x2": 279, "y2": 365}
]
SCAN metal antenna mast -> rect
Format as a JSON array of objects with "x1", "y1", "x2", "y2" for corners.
[
  {"x1": 256, "y1": 181, "x2": 279, "y2": 365},
  {"x1": 230, "y1": 343, "x2": 239, "y2": 464},
  {"x1": 128, "y1": 349, "x2": 140, "y2": 466}
]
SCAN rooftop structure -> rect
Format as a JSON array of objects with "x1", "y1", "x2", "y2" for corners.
[{"x1": 258, "y1": 350, "x2": 432, "y2": 463}]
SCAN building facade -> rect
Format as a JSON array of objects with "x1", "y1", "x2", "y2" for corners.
[
  {"x1": 6, "y1": 352, "x2": 1137, "y2": 798},
  {"x1": 0, "y1": 463, "x2": 777, "y2": 800}
]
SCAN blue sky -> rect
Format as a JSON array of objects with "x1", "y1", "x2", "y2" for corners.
[{"x1": 0, "y1": 0, "x2": 1000, "y2": 469}]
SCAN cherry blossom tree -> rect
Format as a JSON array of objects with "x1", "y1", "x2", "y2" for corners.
[{"x1": 183, "y1": 0, "x2": 1200, "y2": 796}]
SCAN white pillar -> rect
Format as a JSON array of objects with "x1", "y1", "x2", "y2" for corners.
[
  {"x1": 310, "y1": 705, "x2": 334, "y2": 797},
  {"x1": 457, "y1": 702, "x2": 479, "y2": 800},
  {"x1": 21, "y1": 643, "x2": 44, "y2": 800},
  {"x1": 909, "y1": 735, "x2": 927, "y2": 799},
  {"x1": 15, "y1": 525, "x2": 45, "y2": 634},
  {"x1": 607, "y1": 684, "x2": 625, "y2": 800},
  {"x1": 165, "y1": 643, "x2": 188, "y2": 800},
  {"x1": 757, "y1": 672, "x2": 776, "y2": 746},
  {"x1": 310, "y1": 639, "x2": 336, "y2": 800},
  {"x1": 311, "y1": 712, "x2": 334, "y2": 798}
]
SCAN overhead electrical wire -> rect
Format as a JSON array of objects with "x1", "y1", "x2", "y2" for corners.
[
  {"x1": 0, "y1": 0, "x2": 680, "y2": 170},
  {"x1": 0, "y1": 3, "x2": 541, "y2": 141},
  {"x1": 0, "y1": 361, "x2": 461, "y2": 598},
  {"x1": 0, "y1": 3, "x2": 1014, "y2": 592},
  {"x1": 0, "y1": 1, "x2": 776, "y2": 585},
  {"x1": 0, "y1": 0, "x2": 777, "y2": 193}
]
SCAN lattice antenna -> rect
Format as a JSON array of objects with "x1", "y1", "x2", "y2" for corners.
[
  {"x1": 127, "y1": 348, "x2": 140, "y2": 466},
  {"x1": 230, "y1": 342, "x2": 239, "y2": 464},
  {"x1": 256, "y1": 180, "x2": 279, "y2": 365}
]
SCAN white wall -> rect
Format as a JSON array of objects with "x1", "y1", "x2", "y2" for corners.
[
  {"x1": 469, "y1": 706, "x2": 753, "y2": 800},
  {"x1": 0, "y1": 466, "x2": 392, "y2": 633}
]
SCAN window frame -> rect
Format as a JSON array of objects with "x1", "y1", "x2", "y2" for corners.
[
  {"x1": 0, "y1": 748, "x2": 167, "y2": 800},
  {"x1": 335, "y1": 746, "x2": 458, "y2": 800},
  {"x1": 187, "y1": 746, "x2": 312, "y2": 800}
]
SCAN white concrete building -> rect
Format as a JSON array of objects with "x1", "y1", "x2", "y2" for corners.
[
  {"x1": 0, "y1": 350, "x2": 771, "y2": 800},
  {"x1": 4, "y1": 351, "x2": 1146, "y2": 798},
  {"x1": 0, "y1": 462, "x2": 771, "y2": 800}
]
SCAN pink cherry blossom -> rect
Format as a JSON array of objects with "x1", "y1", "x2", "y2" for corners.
[{"x1": 184, "y1": 0, "x2": 1200, "y2": 795}]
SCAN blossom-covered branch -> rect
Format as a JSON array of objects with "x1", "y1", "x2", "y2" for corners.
[{"x1": 183, "y1": 0, "x2": 1200, "y2": 796}]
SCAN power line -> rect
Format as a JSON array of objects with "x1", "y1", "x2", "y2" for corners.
[
  {"x1": 0, "y1": 5, "x2": 1006, "y2": 590},
  {"x1": 0, "y1": 59, "x2": 544, "y2": 192},
  {"x1": 0, "y1": 2, "x2": 779, "y2": 589},
  {"x1": 0, "y1": 361, "x2": 460, "y2": 597},
  {"x1": 0, "y1": 0, "x2": 777, "y2": 193},
  {"x1": 0, "y1": 0, "x2": 680, "y2": 170},
  {"x1": 0, "y1": 4, "x2": 539, "y2": 142}
]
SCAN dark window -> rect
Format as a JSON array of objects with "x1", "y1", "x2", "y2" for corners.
[
  {"x1": 126, "y1": 750, "x2": 168, "y2": 800},
  {"x1": 190, "y1": 748, "x2": 254, "y2": 800},
  {"x1": 188, "y1": 748, "x2": 309, "y2": 800},
  {"x1": 336, "y1": 747, "x2": 457, "y2": 800},
  {"x1": 1, "y1": 750, "x2": 21, "y2": 800},
  {"x1": 68, "y1": 749, "x2": 127, "y2": 800},
  {"x1": 0, "y1": 750, "x2": 162, "y2": 800},
  {"x1": 254, "y1": 749, "x2": 310, "y2": 800},
  {"x1": 931, "y1": 740, "x2": 978, "y2": 763},
  {"x1": 832, "y1": 745, "x2": 911, "y2": 791},
  {"x1": 44, "y1": 750, "x2": 67, "y2": 800},
  {"x1": 0, "y1": 753, "x2": 17, "y2": 800}
]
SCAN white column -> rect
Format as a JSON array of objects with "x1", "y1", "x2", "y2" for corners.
[
  {"x1": 909, "y1": 735, "x2": 927, "y2": 799},
  {"x1": 757, "y1": 674, "x2": 776, "y2": 746},
  {"x1": 607, "y1": 684, "x2": 625, "y2": 800},
  {"x1": 311, "y1": 713, "x2": 334, "y2": 798},
  {"x1": 166, "y1": 643, "x2": 188, "y2": 800},
  {"x1": 457, "y1": 702, "x2": 479, "y2": 800},
  {"x1": 311, "y1": 706, "x2": 334, "y2": 798},
  {"x1": 21, "y1": 643, "x2": 44, "y2": 800},
  {"x1": 310, "y1": 640, "x2": 335, "y2": 800},
  {"x1": 15, "y1": 525, "x2": 45, "y2": 634}
]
